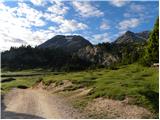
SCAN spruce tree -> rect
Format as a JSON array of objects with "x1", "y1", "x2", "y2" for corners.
[{"x1": 143, "y1": 17, "x2": 159, "y2": 66}]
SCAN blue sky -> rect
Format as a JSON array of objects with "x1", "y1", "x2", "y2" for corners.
[{"x1": 0, "y1": 0, "x2": 159, "y2": 51}]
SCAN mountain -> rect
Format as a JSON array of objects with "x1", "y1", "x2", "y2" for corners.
[
  {"x1": 114, "y1": 31, "x2": 149, "y2": 44},
  {"x1": 38, "y1": 35, "x2": 92, "y2": 53},
  {"x1": 77, "y1": 31, "x2": 149, "y2": 66},
  {"x1": 2, "y1": 30, "x2": 149, "y2": 70}
]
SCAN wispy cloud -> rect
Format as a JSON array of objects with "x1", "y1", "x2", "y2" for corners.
[
  {"x1": 109, "y1": 0, "x2": 129, "y2": 7},
  {"x1": 93, "y1": 33, "x2": 111, "y2": 43},
  {"x1": 0, "y1": 1, "x2": 89, "y2": 50},
  {"x1": 130, "y1": 3, "x2": 145, "y2": 12},
  {"x1": 0, "y1": 2, "x2": 51, "y2": 50},
  {"x1": 57, "y1": 19, "x2": 88, "y2": 33},
  {"x1": 30, "y1": 0, "x2": 44, "y2": 6},
  {"x1": 47, "y1": 1, "x2": 69, "y2": 15},
  {"x1": 118, "y1": 18, "x2": 140, "y2": 30},
  {"x1": 17, "y1": 2, "x2": 46, "y2": 27},
  {"x1": 123, "y1": 3, "x2": 146, "y2": 18},
  {"x1": 72, "y1": 1, "x2": 104, "y2": 17},
  {"x1": 44, "y1": 14, "x2": 88, "y2": 33},
  {"x1": 100, "y1": 21, "x2": 110, "y2": 30}
]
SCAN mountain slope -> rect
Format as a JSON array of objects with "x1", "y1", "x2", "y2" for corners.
[
  {"x1": 77, "y1": 45, "x2": 119, "y2": 66},
  {"x1": 135, "y1": 31, "x2": 150, "y2": 40},
  {"x1": 114, "y1": 31, "x2": 149, "y2": 44},
  {"x1": 38, "y1": 35, "x2": 92, "y2": 53}
]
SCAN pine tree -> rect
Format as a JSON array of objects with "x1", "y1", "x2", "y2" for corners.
[{"x1": 143, "y1": 17, "x2": 159, "y2": 66}]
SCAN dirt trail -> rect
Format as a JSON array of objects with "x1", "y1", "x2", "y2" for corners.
[
  {"x1": 1, "y1": 88, "x2": 83, "y2": 119},
  {"x1": 1, "y1": 82, "x2": 153, "y2": 119}
]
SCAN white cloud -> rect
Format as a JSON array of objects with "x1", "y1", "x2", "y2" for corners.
[
  {"x1": 109, "y1": 0, "x2": 129, "y2": 7},
  {"x1": 47, "y1": 1, "x2": 69, "y2": 15},
  {"x1": 100, "y1": 21, "x2": 110, "y2": 30},
  {"x1": 44, "y1": 12, "x2": 88, "y2": 33},
  {"x1": 130, "y1": 3, "x2": 145, "y2": 12},
  {"x1": 43, "y1": 1, "x2": 88, "y2": 33},
  {"x1": 0, "y1": 1, "x2": 89, "y2": 51},
  {"x1": 72, "y1": 1, "x2": 104, "y2": 17},
  {"x1": 30, "y1": 0, "x2": 44, "y2": 6},
  {"x1": 48, "y1": 26, "x2": 56, "y2": 31},
  {"x1": 118, "y1": 18, "x2": 140, "y2": 30},
  {"x1": 44, "y1": 13, "x2": 64, "y2": 24},
  {"x1": 31, "y1": 30, "x2": 56, "y2": 45},
  {"x1": 123, "y1": 3, "x2": 146, "y2": 18},
  {"x1": 0, "y1": 2, "x2": 53, "y2": 51},
  {"x1": 57, "y1": 19, "x2": 88, "y2": 33},
  {"x1": 93, "y1": 33, "x2": 111, "y2": 43},
  {"x1": 17, "y1": 2, "x2": 46, "y2": 27}
]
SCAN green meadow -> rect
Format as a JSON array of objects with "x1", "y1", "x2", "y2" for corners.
[{"x1": 1, "y1": 63, "x2": 159, "y2": 115}]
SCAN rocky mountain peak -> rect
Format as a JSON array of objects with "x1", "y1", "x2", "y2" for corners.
[
  {"x1": 114, "y1": 30, "x2": 149, "y2": 44},
  {"x1": 38, "y1": 35, "x2": 92, "y2": 53}
]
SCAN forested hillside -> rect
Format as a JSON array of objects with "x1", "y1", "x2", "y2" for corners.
[{"x1": 1, "y1": 46, "x2": 91, "y2": 71}]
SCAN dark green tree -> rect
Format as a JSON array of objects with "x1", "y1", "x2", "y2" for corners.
[
  {"x1": 1, "y1": 45, "x2": 92, "y2": 71},
  {"x1": 143, "y1": 17, "x2": 159, "y2": 66}
]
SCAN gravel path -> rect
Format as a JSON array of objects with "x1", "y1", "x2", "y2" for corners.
[{"x1": 1, "y1": 88, "x2": 83, "y2": 119}]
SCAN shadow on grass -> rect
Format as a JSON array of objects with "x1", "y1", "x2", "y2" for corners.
[
  {"x1": 1, "y1": 78, "x2": 16, "y2": 83},
  {"x1": 1, "y1": 74, "x2": 43, "y2": 78},
  {"x1": 139, "y1": 90, "x2": 159, "y2": 113}
]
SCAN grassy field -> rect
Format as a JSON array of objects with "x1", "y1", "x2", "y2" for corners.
[{"x1": 1, "y1": 63, "x2": 159, "y2": 115}]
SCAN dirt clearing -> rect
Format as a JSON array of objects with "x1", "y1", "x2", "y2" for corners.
[{"x1": 84, "y1": 97, "x2": 152, "y2": 119}]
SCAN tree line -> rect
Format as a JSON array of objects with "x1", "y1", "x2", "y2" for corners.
[{"x1": 1, "y1": 46, "x2": 92, "y2": 71}]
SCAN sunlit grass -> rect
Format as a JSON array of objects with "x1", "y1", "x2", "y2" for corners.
[{"x1": 1, "y1": 63, "x2": 159, "y2": 113}]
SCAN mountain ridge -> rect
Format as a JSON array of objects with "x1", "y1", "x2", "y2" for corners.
[
  {"x1": 38, "y1": 30, "x2": 150, "y2": 51},
  {"x1": 1, "y1": 30, "x2": 150, "y2": 70},
  {"x1": 114, "y1": 30, "x2": 149, "y2": 44}
]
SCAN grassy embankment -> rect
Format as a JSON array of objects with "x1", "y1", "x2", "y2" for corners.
[{"x1": 1, "y1": 63, "x2": 159, "y2": 115}]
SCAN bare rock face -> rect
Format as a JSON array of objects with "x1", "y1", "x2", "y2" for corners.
[
  {"x1": 135, "y1": 31, "x2": 150, "y2": 40},
  {"x1": 77, "y1": 45, "x2": 119, "y2": 66},
  {"x1": 38, "y1": 35, "x2": 92, "y2": 53}
]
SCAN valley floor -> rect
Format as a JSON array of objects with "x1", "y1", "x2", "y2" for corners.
[{"x1": 1, "y1": 63, "x2": 159, "y2": 119}]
